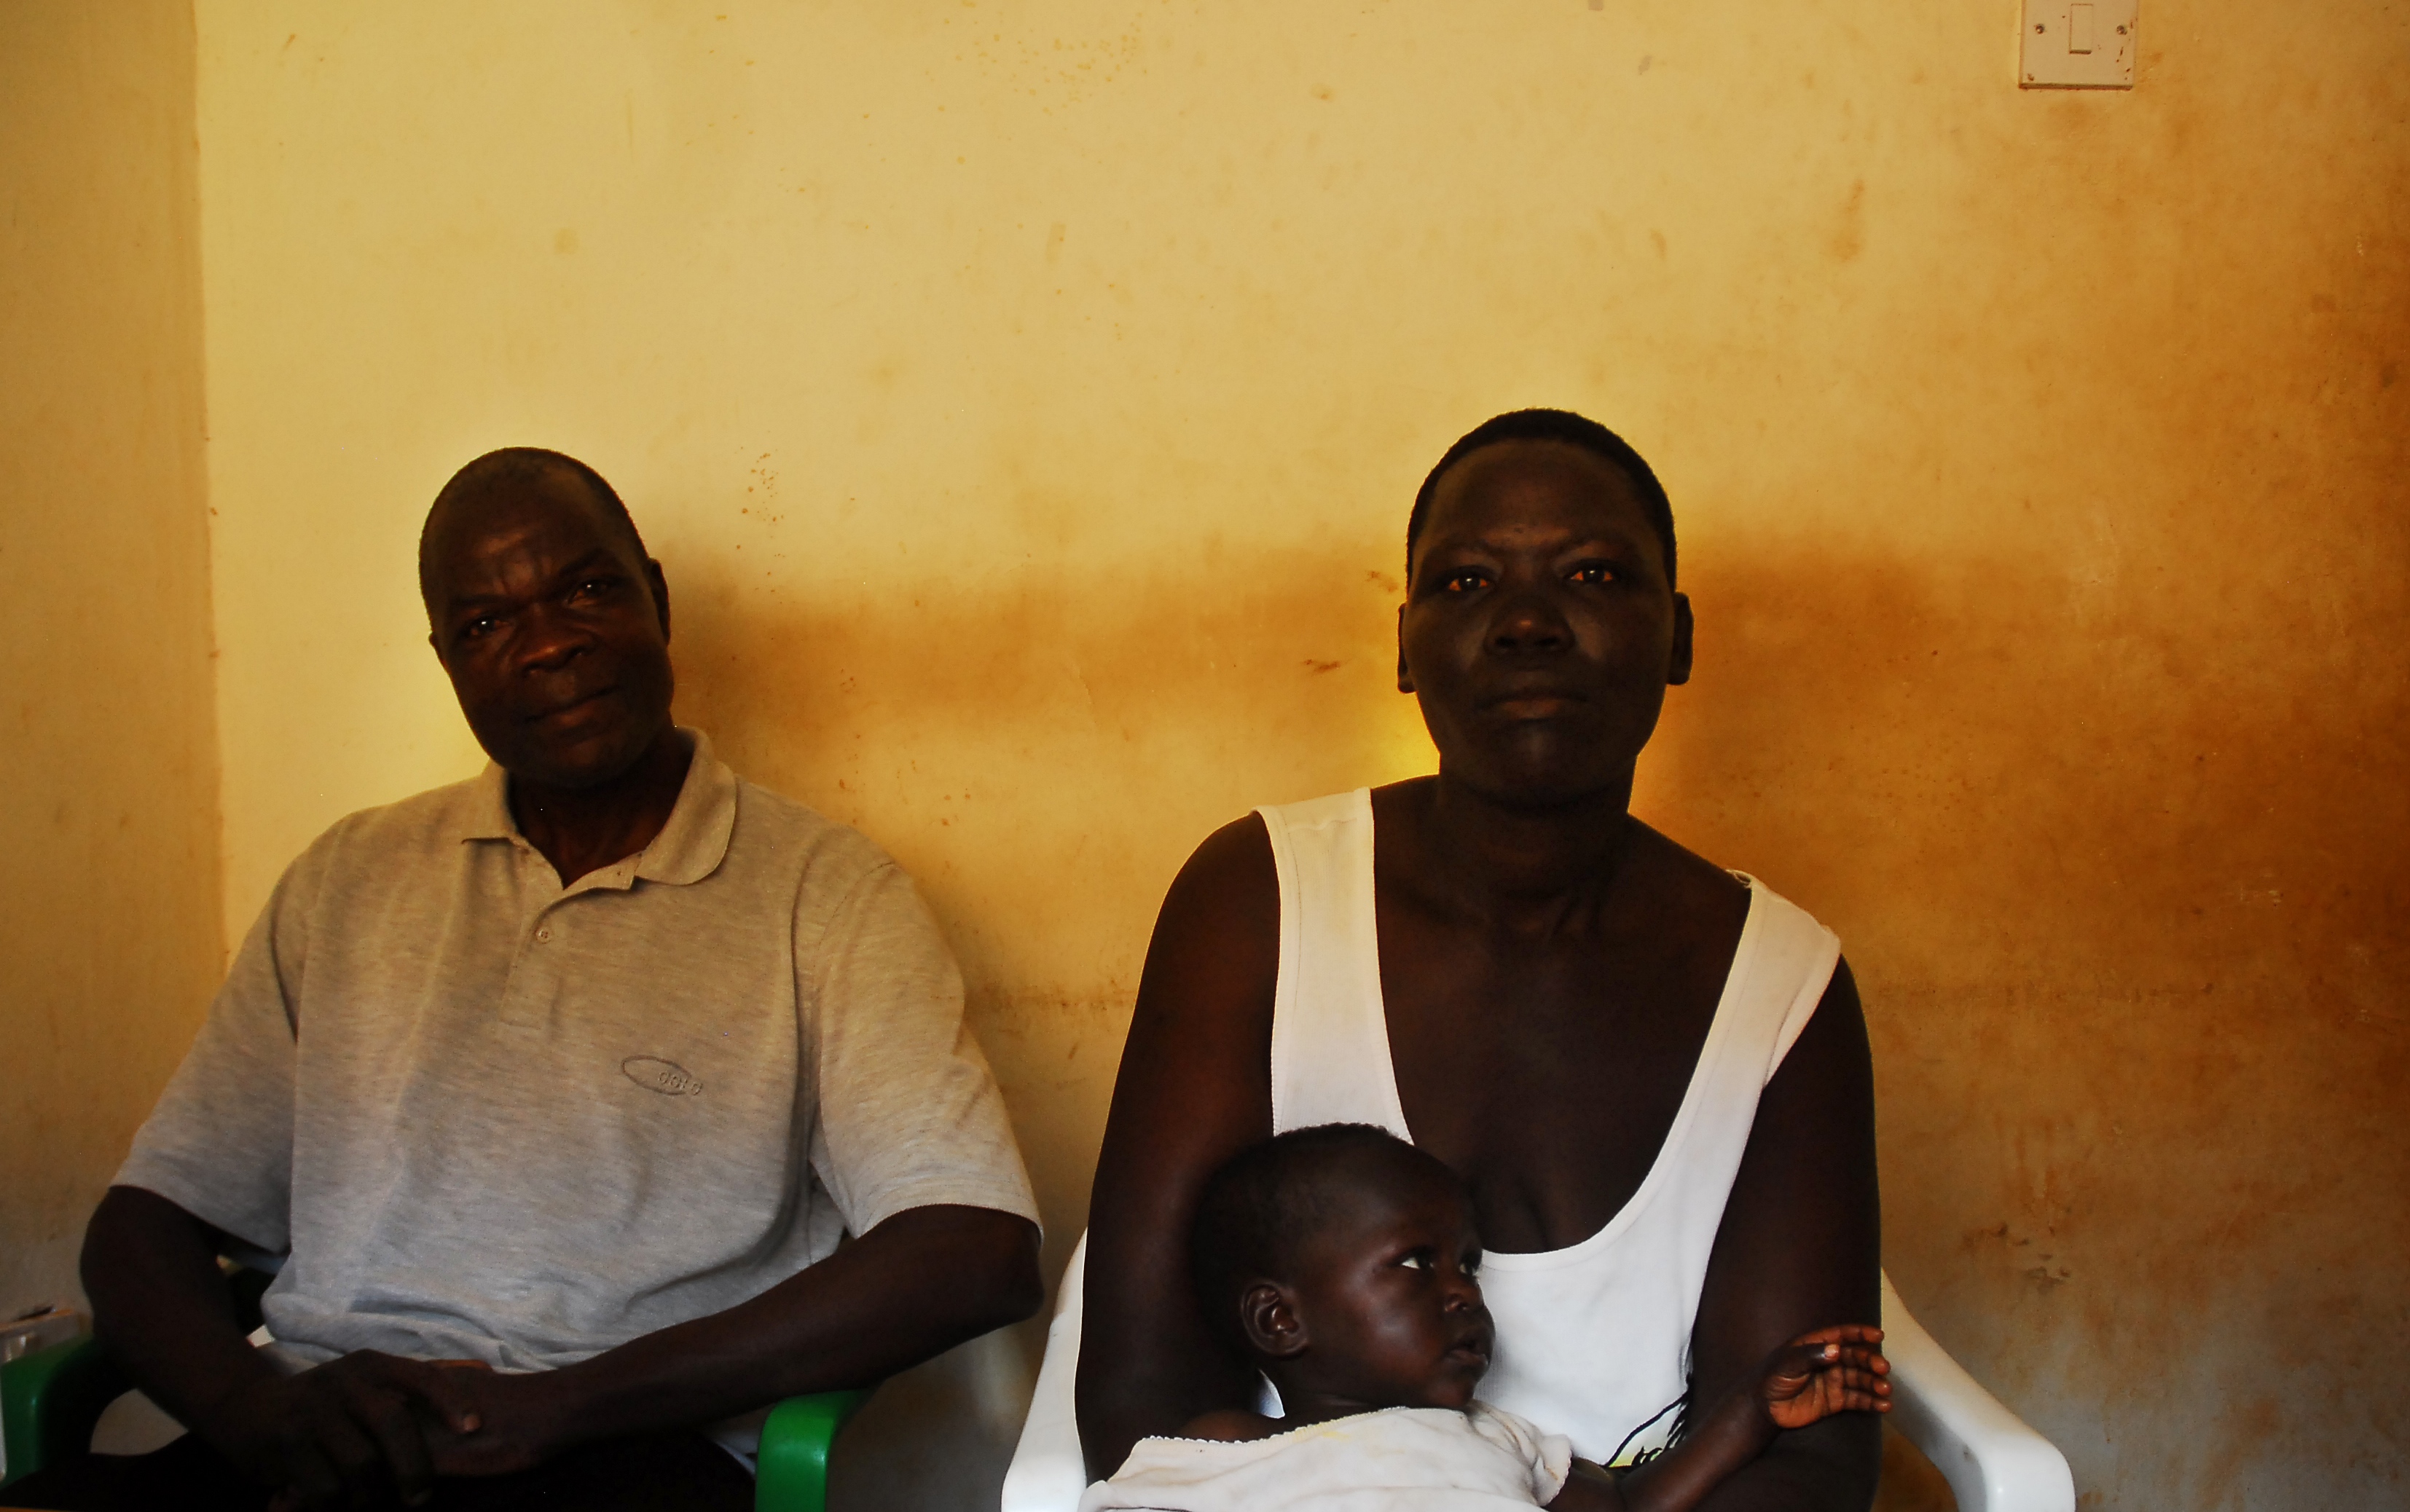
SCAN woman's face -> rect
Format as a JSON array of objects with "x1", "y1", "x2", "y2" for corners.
[{"x1": 1398, "y1": 440, "x2": 1691, "y2": 810}]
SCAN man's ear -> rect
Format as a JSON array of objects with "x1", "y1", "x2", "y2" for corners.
[
  {"x1": 1239, "y1": 1281, "x2": 1309, "y2": 1361},
  {"x1": 427, "y1": 629, "x2": 447, "y2": 669},
  {"x1": 1667, "y1": 591, "x2": 1693, "y2": 687},
  {"x1": 1396, "y1": 604, "x2": 1415, "y2": 694},
  {"x1": 646, "y1": 559, "x2": 672, "y2": 640}
]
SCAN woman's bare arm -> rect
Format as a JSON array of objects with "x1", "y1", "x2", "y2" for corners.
[
  {"x1": 1644, "y1": 957, "x2": 1885, "y2": 1512},
  {"x1": 1078, "y1": 815, "x2": 1284, "y2": 1478}
]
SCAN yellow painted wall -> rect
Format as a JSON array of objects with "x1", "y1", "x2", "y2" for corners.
[
  {"x1": 186, "y1": 3, "x2": 2406, "y2": 1507},
  {"x1": 0, "y1": 1, "x2": 221, "y2": 1321}
]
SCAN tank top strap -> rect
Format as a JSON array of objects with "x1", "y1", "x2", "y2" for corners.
[
  {"x1": 1471, "y1": 874, "x2": 1839, "y2": 1463},
  {"x1": 1719, "y1": 873, "x2": 1842, "y2": 1090},
  {"x1": 1259, "y1": 790, "x2": 1410, "y2": 1138},
  {"x1": 1472, "y1": 872, "x2": 1839, "y2": 1275}
]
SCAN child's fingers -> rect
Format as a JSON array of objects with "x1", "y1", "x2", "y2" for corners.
[
  {"x1": 1763, "y1": 1331, "x2": 1898, "y2": 1430},
  {"x1": 1764, "y1": 1367, "x2": 1895, "y2": 1428},
  {"x1": 1766, "y1": 1340, "x2": 1842, "y2": 1382},
  {"x1": 1772, "y1": 1342, "x2": 1890, "y2": 1379},
  {"x1": 1800, "y1": 1368, "x2": 1893, "y2": 1418},
  {"x1": 1786, "y1": 1323, "x2": 1884, "y2": 1349},
  {"x1": 1822, "y1": 1366, "x2": 1891, "y2": 1395},
  {"x1": 1824, "y1": 1345, "x2": 1891, "y2": 1375}
]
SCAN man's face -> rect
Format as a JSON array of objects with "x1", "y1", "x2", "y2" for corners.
[
  {"x1": 1398, "y1": 440, "x2": 1692, "y2": 809},
  {"x1": 423, "y1": 470, "x2": 675, "y2": 792},
  {"x1": 1278, "y1": 1159, "x2": 1494, "y2": 1412}
]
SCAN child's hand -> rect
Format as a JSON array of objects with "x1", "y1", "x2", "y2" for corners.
[{"x1": 1759, "y1": 1325, "x2": 1891, "y2": 1430}]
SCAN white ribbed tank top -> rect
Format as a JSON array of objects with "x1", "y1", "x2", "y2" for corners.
[{"x1": 1257, "y1": 790, "x2": 1839, "y2": 1466}]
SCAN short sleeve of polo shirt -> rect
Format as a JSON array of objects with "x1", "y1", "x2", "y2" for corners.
[
  {"x1": 801, "y1": 859, "x2": 1037, "y2": 1237},
  {"x1": 114, "y1": 836, "x2": 329, "y2": 1253}
]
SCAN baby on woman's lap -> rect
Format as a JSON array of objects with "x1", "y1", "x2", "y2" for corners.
[{"x1": 1083, "y1": 1125, "x2": 1887, "y2": 1512}]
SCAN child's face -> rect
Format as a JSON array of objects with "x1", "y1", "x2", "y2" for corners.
[{"x1": 1275, "y1": 1160, "x2": 1494, "y2": 1412}]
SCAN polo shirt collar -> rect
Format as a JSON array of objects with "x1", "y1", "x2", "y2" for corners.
[
  {"x1": 636, "y1": 731, "x2": 737, "y2": 886},
  {"x1": 454, "y1": 728, "x2": 736, "y2": 889}
]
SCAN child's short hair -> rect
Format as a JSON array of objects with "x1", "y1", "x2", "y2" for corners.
[{"x1": 1188, "y1": 1123, "x2": 1451, "y2": 1358}]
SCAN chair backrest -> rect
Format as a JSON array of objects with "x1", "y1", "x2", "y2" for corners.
[{"x1": 998, "y1": 1232, "x2": 1090, "y2": 1512}]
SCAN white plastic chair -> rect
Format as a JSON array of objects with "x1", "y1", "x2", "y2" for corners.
[{"x1": 1001, "y1": 1235, "x2": 2074, "y2": 1512}]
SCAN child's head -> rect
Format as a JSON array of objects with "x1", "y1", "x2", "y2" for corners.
[{"x1": 1190, "y1": 1124, "x2": 1492, "y2": 1414}]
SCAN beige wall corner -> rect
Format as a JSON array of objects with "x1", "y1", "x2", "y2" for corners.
[{"x1": 0, "y1": 1, "x2": 222, "y2": 1318}]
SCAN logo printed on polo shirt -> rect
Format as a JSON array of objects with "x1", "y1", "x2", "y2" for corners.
[{"x1": 622, "y1": 1055, "x2": 704, "y2": 1097}]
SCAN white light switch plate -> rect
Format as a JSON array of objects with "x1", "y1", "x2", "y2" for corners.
[{"x1": 2021, "y1": 0, "x2": 2138, "y2": 89}]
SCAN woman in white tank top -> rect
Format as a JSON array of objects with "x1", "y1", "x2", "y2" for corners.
[
  {"x1": 1083, "y1": 412, "x2": 1882, "y2": 1509},
  {"x1": 1260, "y1": 788, "x2": 1839, "y2": 1465}
]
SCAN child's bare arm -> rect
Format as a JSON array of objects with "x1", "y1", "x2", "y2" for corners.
[
  {"x1": 1542, "y1": 1458, "x2": 1628, "y2": 1511},
  {"x1": 1544, "y1": 1327, "x2": 1890, "y2": 1512}
]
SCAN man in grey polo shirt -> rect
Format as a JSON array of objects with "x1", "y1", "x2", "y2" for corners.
[{"x1": 32, "y1": 449, "x2": 1043, "y2": 1512}]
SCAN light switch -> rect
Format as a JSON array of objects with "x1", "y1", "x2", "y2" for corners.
[{"x1": 2022, "y1": 0, "x2": 2136, "y2": 89}]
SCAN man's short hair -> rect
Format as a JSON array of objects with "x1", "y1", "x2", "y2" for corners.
[
  {"x1": 1189, "y1": 1123, "x2": 1447, "y2": 1358},
  {"x1": 418, "y1": 447, "x2": 648, "y2": 610},
  {"x1": 1405, "y1": 409, "x2": 1678, "y2": 588}
]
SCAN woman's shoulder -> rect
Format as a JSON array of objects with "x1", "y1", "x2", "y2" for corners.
[
  {"x1": 1102, "y1": 807, "x2": 1282, "y2": 1136},
  {"x1": 1154, "y1": 809, "x2": 1279, "y2": 949},
  {"x1": 1626, "y1": 819, "x2": 1752, "y2": 905},
  {"x1": 1619, "y1": 822, "x2": 1755, "y2": 960}
]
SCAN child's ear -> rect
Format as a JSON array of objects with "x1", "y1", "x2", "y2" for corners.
[{"x1": 1239, "y1": 1280, "x2": 1308, "y2": 1361}]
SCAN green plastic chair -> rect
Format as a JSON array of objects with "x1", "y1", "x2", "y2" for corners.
[{"x1": 1, "y1": 1332, "x2": 871, "y2": 1512}]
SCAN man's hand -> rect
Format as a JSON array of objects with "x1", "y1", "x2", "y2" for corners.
[
  {"x1": 417, "y1": 1363, "x2": 575, "y2": 1479},
  {"x1": 80, "y1": 1189, "x2": 501, "y2": 1509},
  {"x1": 84, "y1": 1187, "x2": 1037, "y2": 1498},
  {"x1": 195, "y1": 1350, "x2": 486, "y2": 1511},
  {"x1": 244, "y1": 1205, "x2": 1038, "y2": 1491}
]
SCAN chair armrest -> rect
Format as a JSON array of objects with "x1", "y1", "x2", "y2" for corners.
[
  {"x1": 1880, "y1": 1273, "x2": 2074, "y2": 1512},
  {"x1": 0, "y1": 1256, "x2": 277, "y2": 1486},
  {"x1": 1, "y1": 1337, "x2": 131, "y2": 1489},
  {"x1": 753, "y1": 1387, "x2": 872, "y2": 1512}
]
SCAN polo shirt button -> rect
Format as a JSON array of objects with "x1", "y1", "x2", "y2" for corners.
[{"x1": 535, "y1": 928, "x2": 552, "y2": 943}]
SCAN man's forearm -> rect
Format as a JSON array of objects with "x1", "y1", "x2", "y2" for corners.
[
  {"x1": 535, "y1": 1204, "x2": 1043, "y2": 1444},
  {"x1": 81, "y1": 1185, "x2": 284, "y2": 1432}
]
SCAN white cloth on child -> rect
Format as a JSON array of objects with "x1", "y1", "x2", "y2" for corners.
[
  {"x1": 1078, "y1": 1403, "x2": 1573, "y2": 1512},
  {"x1": 1257, "y1": 790, "x2": 1840, "y2": 1467}
]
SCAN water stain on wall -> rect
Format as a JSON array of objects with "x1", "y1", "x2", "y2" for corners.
[
  {"x1": 1647, "y1": 540, "x2": 2410, "y2": 1507},
  {"x1": 667, "y1": 510, "x2": 2408, "y2": 1505}
]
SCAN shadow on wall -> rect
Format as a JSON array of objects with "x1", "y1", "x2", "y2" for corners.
[
  {"x1": 673, "y1": 539, "x2": 1425, "y2": 1508},
  {"x1": 664, "y1": 520, "x2": 2405, "y2": 1507},
  {"x1": 670, "y1": 532, "x2": 1428, "y2": 1242}
]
